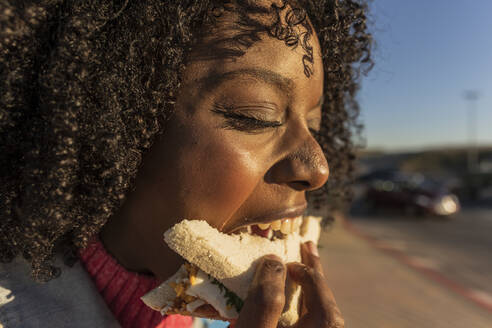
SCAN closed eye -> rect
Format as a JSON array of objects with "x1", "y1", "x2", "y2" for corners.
[{"x1": 212, "y1": 108, "x2": 283, "y2": 133}]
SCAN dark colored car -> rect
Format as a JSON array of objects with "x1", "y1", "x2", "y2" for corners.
[{"x1": 361, "y1": 170, "x2": 460, "y2": 216}]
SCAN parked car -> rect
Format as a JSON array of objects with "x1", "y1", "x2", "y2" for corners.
[{"x1": 361, "y1": 171, "x2": 460, "y2": 216}]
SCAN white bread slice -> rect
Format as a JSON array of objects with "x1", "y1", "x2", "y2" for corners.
[
  {"x1": 141, "y1": 265, "x2": 187, "y2": 312},
  {"x1": 142, "y1": 216, "x2": 321, "y2": 327}
]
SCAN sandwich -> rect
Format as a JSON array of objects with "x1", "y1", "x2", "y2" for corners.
[{"x1": 141, "y1": 216, "x2": 321, "y2": 327}]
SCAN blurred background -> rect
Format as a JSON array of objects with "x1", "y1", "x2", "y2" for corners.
[{"x1": 325, "y1": 0, "x2": 492, "y2": 327}]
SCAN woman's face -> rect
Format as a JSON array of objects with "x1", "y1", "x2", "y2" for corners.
[
  {"x1": 102, "y1": 3, "x2": 329, "y2": 278},
  {"x1": 143, "y1": 39, "x2": 327, "y2": 224}
]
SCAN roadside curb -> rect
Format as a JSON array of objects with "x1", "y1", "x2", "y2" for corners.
[{"x1": 342, "y1": 218, "x2": 492, "y2": 314}]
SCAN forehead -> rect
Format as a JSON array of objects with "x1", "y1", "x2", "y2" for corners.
[{"x1": 182, "y1": 2, "x2": 324, "y2": 101}]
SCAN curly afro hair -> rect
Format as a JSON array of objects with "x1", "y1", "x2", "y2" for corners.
[{"x1": 0, "y1": 0, "x2": 372, "y2": 281}]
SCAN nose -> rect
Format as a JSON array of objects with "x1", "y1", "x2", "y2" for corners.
[{"x1": 266, "y1": 136, "x2": 329, "y2": 191}]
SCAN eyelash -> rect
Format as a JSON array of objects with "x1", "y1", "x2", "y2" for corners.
[
  {"x1": 212, "y1": 108, "x2": 321, "y2": 137},
  {"x1": 212, "y1": 109, "x2": 283, "y2": 132}
]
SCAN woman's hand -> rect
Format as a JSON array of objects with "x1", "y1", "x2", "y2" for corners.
[
  {"x1": 287, "y1": 242, "x2": 344, "y2": 328},
  {"x1": 234, "y1": 242, "x2": 344, "y2": 328}
]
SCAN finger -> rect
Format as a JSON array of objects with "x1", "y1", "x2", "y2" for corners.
[
  {"x1": 301, "y1": 242, "x2": 337, "y2": 302},
  {"x1": 293, "y1": 311, "x2": 345, "y2": 328},
  {"x1": 301, "y1": 241, "x2": 323, "y2": 275},
  {"x1": 235, "y1": 255, "x2": 286, "y2": 328},
  {"x1": 293, "y1": 244, "x2": 344, "y2": 327},
  {"x1": 286, "y1": 262, "x2": 335, "y2": 312},
  {"x1": 287, "y1": 262, "x2": 343, "y2": 327}
]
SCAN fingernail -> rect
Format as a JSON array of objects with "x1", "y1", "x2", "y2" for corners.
[
  {"x1": 261, "y1": 257, "x2": 284, "y2": 274},
  {"x1": 306, "y1": 241, "x2": 319, "y2": 257},
  {"x1": 286, "y1": 263, "x2": 306, "y2": 281},
  {"x1": 253, "y1": 256, "x2": 285, "y2": 284}
]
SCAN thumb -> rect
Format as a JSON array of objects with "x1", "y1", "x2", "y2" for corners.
[{"x1": 235, "y1": 255, "x2": 286, "y2": 328}]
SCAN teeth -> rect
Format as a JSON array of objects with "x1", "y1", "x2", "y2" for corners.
[
  {"x1": 254, "y1": 216, "x2": 303, "y2": 235},
  {"x1": 270, "y1": 220, "x2": 281, "y2": 231},
  {"x1": 292, "y1": 217, "x2": 301, "y2": 232},
  {"x1": 258, "y1": 223, "x2": 270, "y2": 230},
  {"x1": 280, "y1": 219, "x2": 292, "y2": 234}
]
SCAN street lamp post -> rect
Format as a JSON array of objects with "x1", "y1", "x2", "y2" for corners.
[{"x1": 463, "y1": 90, "x2": 479, "y2": 173}]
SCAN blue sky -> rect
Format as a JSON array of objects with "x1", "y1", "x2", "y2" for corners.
[{"x1": 358, "y1": 0, "x2": 492, "y2": 151}]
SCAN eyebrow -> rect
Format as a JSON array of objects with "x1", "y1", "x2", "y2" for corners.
[
  {"x1": 198, "y1": 68, "x2": 293, "y2": 96},
  {"x1": 198, "y1": 68, "x2": 323, "y2": 108}
]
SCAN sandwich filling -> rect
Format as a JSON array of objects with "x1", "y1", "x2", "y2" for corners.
[{"x1": 164, "y1": 263, "x2": 243, "y2": 319}]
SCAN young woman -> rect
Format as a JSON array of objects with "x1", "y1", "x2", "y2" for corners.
[{"x1": 0, "y1": 0, "x2": 371, "y2": 327}]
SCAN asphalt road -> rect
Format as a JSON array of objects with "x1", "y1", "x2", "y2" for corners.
[{"x1": 348, "y1": 206, "x2": 492, "y2": 299}]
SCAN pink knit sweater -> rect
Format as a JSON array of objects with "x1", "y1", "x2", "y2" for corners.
[{"x1": 79, "y1": 238, "x2": 193, "y2": 328}]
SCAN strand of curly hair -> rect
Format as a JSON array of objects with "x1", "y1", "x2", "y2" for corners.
[{"x1": 0, "y1": 0, "x2": 372, "y2": 282}]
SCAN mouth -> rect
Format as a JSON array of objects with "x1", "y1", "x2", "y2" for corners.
[
  {"x1": 248, "y1": 216, "x2": 303, "y2": 240},
  {"x1": 227, "y1": 204, "x2": 307, "y2": 241}
]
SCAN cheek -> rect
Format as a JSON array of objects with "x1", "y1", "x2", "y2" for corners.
[{"x1": 178, "y1": 132, "x2": 264, "y2": 228}]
